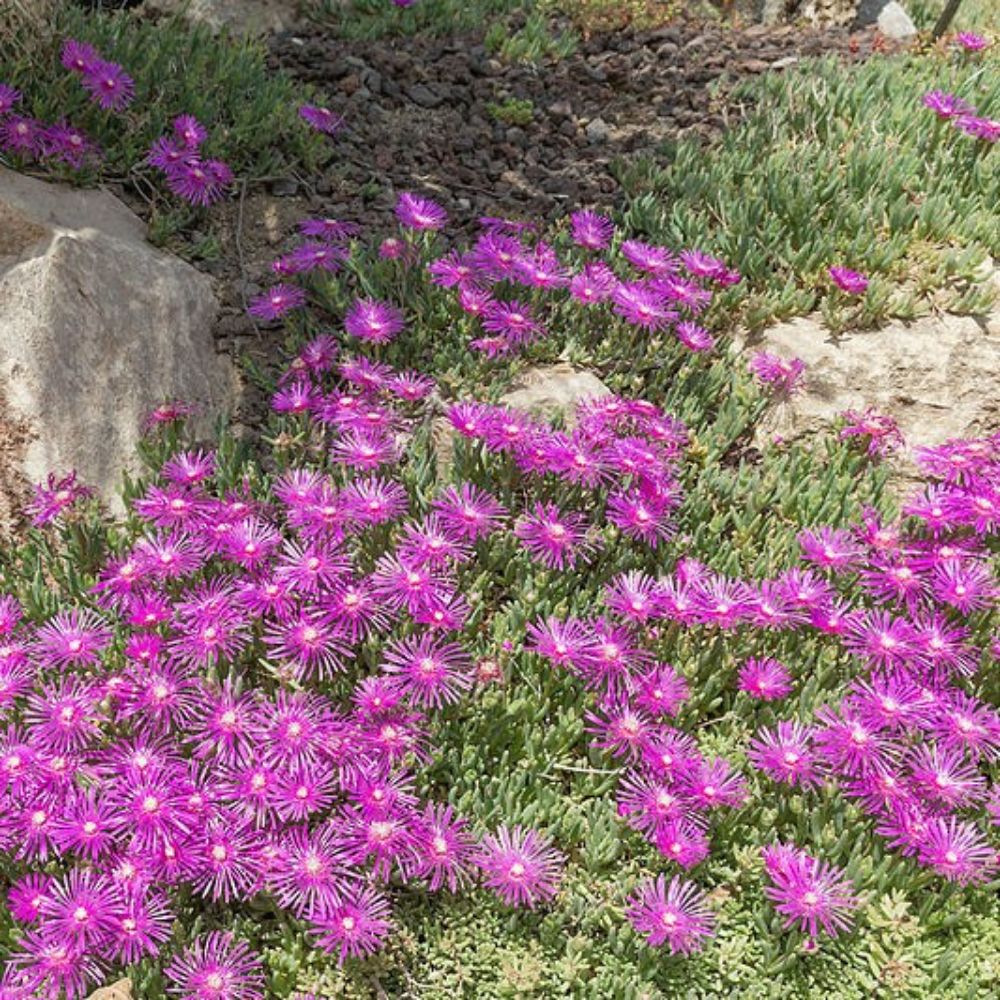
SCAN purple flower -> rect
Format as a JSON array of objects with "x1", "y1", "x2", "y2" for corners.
[
  {"x1": 748, "y1": 352, "x2": 806, "y2": 395},
  {"x1": 625, "y1": 875, "x2": 715, "y2": 954},
  {"x1": 173, "y1": 114, "x2": 208, "y2": 149},
  {"x1": 0, "y1": 115, "x2": 40, "y2": 157},
  {"x1": 515, "y1": 502, "x2": 594, "y2": 570},
  {"x1": 396, "y1": 191, "x2": 448, "y2": 231},
  {"x1": 309, "y1": 888, "x2": 392, "y2": 964},
  {"x1": 299, "y1": 104, "x2": 346, "y2": 135},
  {"x1": 922, "y1": 90, "x2": 974, "y2": 119},
  {"x1": 569, "y1": 210, "x2": 614, "y2": 250},
  {"x1": 737, "y1": 657, "x2": 792, "y2": 701},
  {"x1": 165, "y1": 931, "x2": 264, "y2": 1000},
  {"x1": 247, "y1": 283, "x2": 306, "y2": 321},
  {"x1": 839, "y1": 408, "x2": 903, "y2": 457},
  {"x1": 748, "y1": 721, "x2": 823, "y2": 788},
  {"x1": 165, "y1": 158, "x2": 233, "y2": 206},
  {"x1": 473, "y1": 825, "x2": 564, "y2": 908},
  {"x1": 81, "y1": 60, "x2": 135, "y2": 111},
  {"x1": 26, "y1": 471, "x2": 93, "y2": 526},
  {"x1": 41, "y1": 121, "x2": 99, "y2": 169},
  {"x1": 381, "y1": 634, "x2": 472, "y2": 708},
  {"x1": 0, "y1": 84, "x2": 21, "y2": 116},
  {"x1": 954, "y1": 32, "x2": 990, "y2": 52},
  {"x1": 955, "y1": 114, "x2": 1000, "y2": 143},
  {"x1": 917, "y1": 817, "x2": 995, "y2": 885},
  {"x1": 61, "y1": 39, "x2": 100, "y2": 75},
  {"x1": 762, "y1": 843, "x2": 858, "y2": 940},
  {"x1": 828, "y1": 266, "x2": 869, "y2": 295},
  {"x1": 344, "y1": 298, "x2": 405, "y2": 343}
]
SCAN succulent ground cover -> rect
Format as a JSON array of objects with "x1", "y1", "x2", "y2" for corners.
[{"x1": 0, "y1": 3, "x2": 998, "y2": 1000}]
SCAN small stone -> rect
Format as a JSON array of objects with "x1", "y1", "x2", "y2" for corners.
[
  {"x1": 406, "y1": 84, "x2": 444, "y2": 109},
  {"x1": 585, "y1": 118, "x2": 611, "y2": 144},
  {"x1": 269, "y1": 178, "x2": 298, "y2": 197}
]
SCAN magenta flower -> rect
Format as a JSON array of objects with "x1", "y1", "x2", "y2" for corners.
[
  {"x1": 41, "y1": 121, "x2": 99, "y2": 169},
  {"x1": 61, "y1": 39, "x2": 100, "y2": 74},
  {"x1": 954, "y1": 32, "x2": 990, "y2": 52},
  {"x1": 81, "y1": 60, "x2": 135, "y2": 111},
  {"x1": 165, "y1": 158, "x2": 233, "y2": 206},
  {"x1": 309, "y1": 887, "x2": 393, "y2": 964},
  {"x1": 839, "y1": 408, "x2": 903, "y2": 457},
  {"x1": 247, "y1": 284, "x2": 307, "y2": 321},
  {"x1": 748, "y1": 352, "x2": 806, "y2": 395},
  {"x1": 299, "y1": 104, "x2": 346, "y2": 135},
  {"x1": 922, "y1": 90, "x2": 974, "y2": 119},
  {"x1": 26, "y1": 471, "x2": 93, "y2": 526},
  {"x1": 381, "y1": 634, "x2": 472, "y2": 708},
  {"x1": 473, "y1": 825, "x2": 563, "y2": 908},
  {"x1": 515, "y1": 502, "x2": 594, "y2": 570},
  {"x1": 408, "y1": 803, "x2": 475, "y2": 892},
  {"x1": 762, "y1": 843, "x2": 858, "y2": 940},
  {"x1": 344, "y1": 298, "x2": 405, "y2": 343},
  {"x1": 396, "y1": 191, "x2": 448, "y2": 231},
  {"x1": 569, "y1": 210, "x2": 614, "y2": 250},
  {"x1": 0, "y1": 83, "x2": 20, "y2": 116},
  {"x1": 748, "y1": 721, "x2": 823, "y2": 788},
  {"x1": 625, "y1": 875, "x2": 715, "y2": 954},
  {"x1": 954, "y1": 114, "x2": 1000, "y2": 143},
  {"x1": 0, "y1": 115, "x2": 41, "y2": 157},
  {"x1": 165, "y1": 931, "x2": 264, "y2": 1000},
  {"x1": 737, "y1": 657, "x2": 792, "y2": 701},
  {"x1": 828, "y1": 266, "x2": 869, "y2": 295},
  {"x1": 917, "y1": 817, "x2": 995, "y2": 885}
]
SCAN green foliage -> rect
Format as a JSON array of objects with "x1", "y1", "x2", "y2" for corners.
[
  {"x1": 484, "y1": 11, "x2": 578, "y2": 64},
  {"x1": 487, "y1": 97, "x2": 536, "y2": 126},
  {"x1": 618, "y1": 50, "x2": 1000, "y2": 331},
  {"x1": 308, "y1": 0, "x2": 535, "y2": 39}
]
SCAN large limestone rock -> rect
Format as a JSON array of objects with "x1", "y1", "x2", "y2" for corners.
[
  {"x1": 0, "y1": 167, "x2": 236, "y2": 520},
  {"x1": 500, "y1": 364, "x2": 611, "y2": 424},
  {"x1": 87, "y1": 980, "x2": 132, "y2": 1000},
  {"x1": 143, "y1": 0, "x2": 302, "y2": 35},
  {"x1": 750, "y1": 309, "x2": 1000, "y2": 474}
]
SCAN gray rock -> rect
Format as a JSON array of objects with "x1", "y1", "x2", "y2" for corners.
[
  {"x1": 749, "y1": 306, "x2": 1000, "y2": 478},
  {"x1": 585, "y1": 117, "x2": 611, "y2": 145},
  {"x1": 406, "y1": 84, "x2": 444, "y2": 109},
  {"x1": 143, "y1": 0, "x2": 299, "y2": 35},
  {"x1": 0, "y1": 167, "x2": 237, "y2": 519},
  {"x1": 871, "y1": 1, "x2": 917, "y2": 38}
]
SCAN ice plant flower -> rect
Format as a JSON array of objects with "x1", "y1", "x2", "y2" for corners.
[
  {"x1": 922, "y1": 90, "x2": 974, "y2": 120},
  {"x1": 299, "y1": 104, "x2": 345, "y2": 135},
  {"x1": 344, "y1": 298, "x2": 405, "y2": 343},
  {"x1": 748, "y1": 353, "x2": 805, "y2": 395},
  {"x1": 828, "y1": 266, "x2": 869, "y2": 295},
  {"x1": 26, "y1": 471, "x2": 92, "y2": 526},
  {"x1": 625, "y1": 875, "x2": 715, "y2": 954},
  {"x1": 247, "y1": 284, "x2": 307, "y2": 321},
  {"x1": 165, "y1": 931, "x2": 264, "y2": 999},
  {"x1": 954, "y1": 32, "x2": 990, "y2": 52},
  {"x1": 762, "y1": 844, "x2": 858, "y2": 940},
  {"x1": 396, "y1": 191, "x2": 448, "y2": 231},
  {"x1": 738, "y1": 657, "x2": 792, "y2": 701},
  {"x1": 473, "y1": 825, "x2": 563, "y2": 908}
]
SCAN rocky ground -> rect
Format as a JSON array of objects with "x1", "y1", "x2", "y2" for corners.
[{"x1": 267, "y1": 14, "x2": 884, "y2": 229}]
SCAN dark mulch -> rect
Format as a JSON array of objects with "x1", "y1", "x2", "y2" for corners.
[{"x1": 267, "y1": 14, "x2": 886, "y2": 232}]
